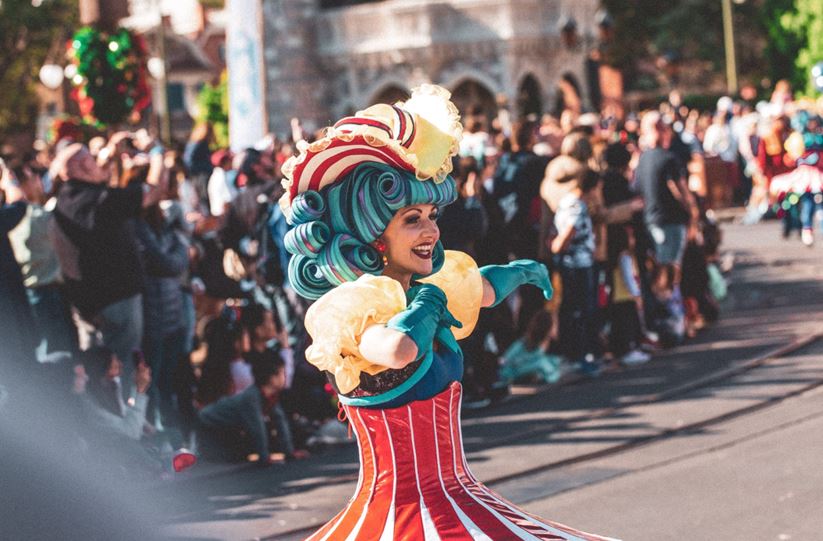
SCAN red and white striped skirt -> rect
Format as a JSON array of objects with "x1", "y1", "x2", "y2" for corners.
[{"x1": 306, "y1": 382, "x2": 616, "y2": 540}]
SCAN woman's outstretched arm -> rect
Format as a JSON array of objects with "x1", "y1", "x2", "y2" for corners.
[{"x1": 479, "y1": 260, "x2": 553, "y2": 308}]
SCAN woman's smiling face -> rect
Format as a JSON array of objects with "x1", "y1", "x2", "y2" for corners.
[{"x1": 380, "y1": 203, "x2": 441, "y2": 286}]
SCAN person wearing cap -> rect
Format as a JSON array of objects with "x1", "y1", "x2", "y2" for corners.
[
  {"x1": 220, "y1": 148, "x2": 285, "y2": 288},
  {"x1": 543, "y1": 155, "x2": 601, "y2": 374},
  {"x1": 280, "y1": 85, "x2": 612, "y2": 540}
]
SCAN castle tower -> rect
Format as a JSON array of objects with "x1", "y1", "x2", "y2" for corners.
[{"x1": 261, "y1": 0, "x2": 332, "y2": 137}]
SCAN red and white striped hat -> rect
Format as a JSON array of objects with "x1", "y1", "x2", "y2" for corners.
[{"x1": 280, "y1": 84, "x2": 463, "y2": 218}]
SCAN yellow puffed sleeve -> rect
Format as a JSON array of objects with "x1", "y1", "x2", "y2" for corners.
[
  {"x1": 418, "y1": 250, "x2": 483, "y2": 340},
  {"x1": 304, "y1": 274, "x2": 406, "y2": 394},
  {"x1": 784, "y1": 131, "x2": 805, "y2": 162}
]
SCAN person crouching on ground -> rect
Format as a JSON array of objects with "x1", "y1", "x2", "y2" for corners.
[
  {"x1": 196, "y1": 308, "x2": 253, "y2": 406},
  {"x1": 196, "y1": 359, "x2": 306, "y2": 465},
  {"x1": 241, "y1": 302, "x2": 294, "y2": 390},
  {"x1": 74, "y1": 346, "x2": 152, "y2": 441},
  {"x1": 500, "y1": 310, "x2": 562, "y2": 384}
]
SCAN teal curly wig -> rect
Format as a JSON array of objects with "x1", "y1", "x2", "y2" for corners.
[{"x1": 284, "y1": 162, "x2": 458, "y2": 299}]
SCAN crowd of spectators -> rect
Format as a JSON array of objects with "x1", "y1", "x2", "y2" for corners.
[{"x1": 1, "y1": 80, "x2": 822, "y2": 475}]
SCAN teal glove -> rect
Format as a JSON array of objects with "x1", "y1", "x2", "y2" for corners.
[
  {"x1": 479, "y1": 260, "x2": 553, "y2": 307},
  {"x1": 386, "y1": 284, "x2": 462, "y2": 360}
]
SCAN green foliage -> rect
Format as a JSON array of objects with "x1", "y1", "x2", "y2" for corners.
[
  {"x1": 761, "y1": 0, "x2": 804, "y2": 90},
  {"x1": 779, "y1": 0, "x2": 823, "y2": 96},
  {"x1": 600, "y1": 0, "x2": 769, "y2": 92},
  {"x1": 0, "y1": 0, "x2": 78, "y2": 134},
  {"x1": 196, "y1": 71, "x2": 229, "y2": 148}
]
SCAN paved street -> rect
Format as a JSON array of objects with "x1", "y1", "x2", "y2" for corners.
[
  {"x1": 526, "y1": 371, "x2": 823, "y2": 541},
  {"x1": 155, "y1": 218, "x2": 823, "y2": 541}
]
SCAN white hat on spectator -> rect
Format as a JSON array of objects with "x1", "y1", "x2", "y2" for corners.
[{"x1": 717, "y1": 96, "x2": 734, "y2": 113}]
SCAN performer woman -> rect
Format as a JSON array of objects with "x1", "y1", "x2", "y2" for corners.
[{"x1": 281, "y1": 85, "x2": 615, "y2": 540}]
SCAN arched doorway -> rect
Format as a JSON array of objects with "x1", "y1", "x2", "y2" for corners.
[
  {"x1": 368, "y1": 84, "x2": 410, "y2": 106},
  {"x1": 450, "y1": 79, "x2": 497, "y2": 128},
  {"x1": 553, "y1": 72, "x2": 583, "y2": 117},
  {"x1": 517, "y1": 74, "x2": 543, "y2": 119}
]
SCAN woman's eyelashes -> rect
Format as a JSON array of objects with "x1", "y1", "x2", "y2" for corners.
[{"x1": 404, "y1": 211, "x2": 439, "y2": 225}]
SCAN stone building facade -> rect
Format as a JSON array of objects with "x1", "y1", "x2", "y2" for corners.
[{"x1": 261, "y1": 0, "x2": 599, "y2": 136}]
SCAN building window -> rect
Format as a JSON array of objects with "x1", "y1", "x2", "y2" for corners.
[{"x1": 167, "y1": 83, "x2": 185, "y2": 112}]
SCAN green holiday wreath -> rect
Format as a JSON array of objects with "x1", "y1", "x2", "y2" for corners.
[{"x1": 67, "y1": 26, "x2": 152, "y2": 126}]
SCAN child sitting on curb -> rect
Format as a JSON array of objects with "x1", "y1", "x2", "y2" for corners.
[{"x1": 500, "y1": 310, "x2": 563, "y2": 384}]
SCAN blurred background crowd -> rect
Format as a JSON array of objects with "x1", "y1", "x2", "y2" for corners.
[{"x1": 3, "y1": 76, "x2": 822, "y2": 475}]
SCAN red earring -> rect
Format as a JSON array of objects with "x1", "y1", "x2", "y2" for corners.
[{"x1": 374, "y1": 240, "x2": 388, "y2": 266}]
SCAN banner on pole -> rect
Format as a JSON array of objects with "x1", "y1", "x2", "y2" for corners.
[{"x1": 226, "y1": 0, "x2": 266, "y2": 151}]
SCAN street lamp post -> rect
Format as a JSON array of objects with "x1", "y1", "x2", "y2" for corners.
[{"x1": 721, "y1": 0, "x2": 739, "y2": 94}]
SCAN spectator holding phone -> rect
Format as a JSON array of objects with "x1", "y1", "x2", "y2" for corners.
[{"x1": 50, "y1": 143, "x2": 163, "y2": 396}]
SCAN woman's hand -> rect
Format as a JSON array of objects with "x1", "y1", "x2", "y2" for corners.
[
  {"x1": 480, "y1": 260, "x2": 553, "y2": 307},
  {"x1": 509, "y1": 260, "x2": 553, "y2": 299},
  {"x1": 360, "y1": 284, "x2": 462, "y2": 370},
  {"x1": 405, "y1": 284, "x2": 462, "y2": 329}
]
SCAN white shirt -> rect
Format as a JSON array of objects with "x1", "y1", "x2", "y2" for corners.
[
  {"x1": 703, "y1": 124, "x2": 737, "y2": 163},
  {"x1": 208, "y1": 167, "x2": 237, "y2": 216}
]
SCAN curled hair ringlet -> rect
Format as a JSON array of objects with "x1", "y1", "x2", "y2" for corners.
[
  {"x1": 285, "y1": 162, "x2": 457, "y2": 300},
  {"x1": 289, "y1": 254, "x2": 333, "y2": 299},
  {"x1": 289, "y1": 190, "x2": 326, "y2": 225},
  {"x1": 316, "y1": 234, "x2": 384, "y2": 286},
  {"x1": 284, "y1": 221, "x2": 330, "y2": 258}
]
